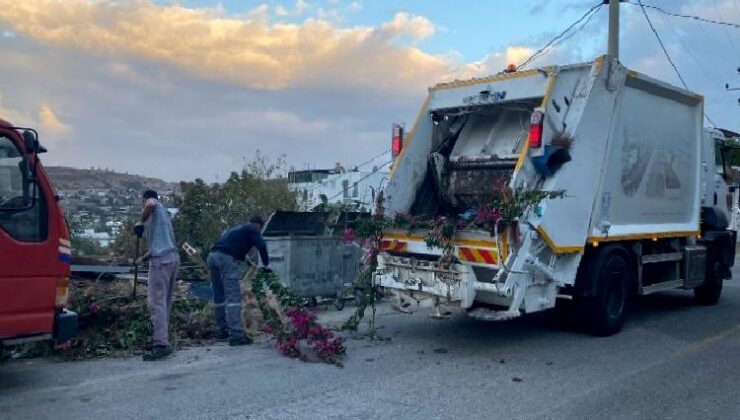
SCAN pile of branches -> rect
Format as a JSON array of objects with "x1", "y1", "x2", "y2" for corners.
[
  {"x1": 57, "y1": 280, "x2": 215, "y2": 359},
  {"x1": 251, "y1": 271, "x2": 345, "y2": 366}
]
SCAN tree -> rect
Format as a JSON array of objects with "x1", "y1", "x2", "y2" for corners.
[
  {"x1": 67, "y1": 215, "x2": 105, "y2": 257},
  {"x1": 173, "y1": 153, "x2": 297, "y2": 253},
  {"x1": 110, "y1": 215, "x2": 147, "y2": 263}
]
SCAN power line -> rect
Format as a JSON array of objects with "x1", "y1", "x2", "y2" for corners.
[
  {"x1": 657, "y1": 12, "x2": 721, "y2": 83},
  {"x1": 351, "y1": 149, "x2": 391, "y2": 171},
  {"x1": 636, "y1": 0, "x2": 718, "y2": 127},
  {"x1": 625, "y1": 1, "x2": 740, "y2": 29},
  {"x1": 637, "y1": 0, "x2": 690, "y2": 88},
  {"x1": 517, "y1": 2, "x2": 603, "y2": 70},
  {"x1": 550, "y1": 3, "x2": 602, "y2": 50},
  {"x1": 712, "y1": 0, "x2": 740, "y2": 60},
  {"x1": 300, "y1": 149, "x2": 391, "y2": 194},
  {"x1": 325, "y1": 159, "x2": 393, "y2": 202}
]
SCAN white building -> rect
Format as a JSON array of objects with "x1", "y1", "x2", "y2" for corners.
[{"x1": 289, "y1": 167, "x2": 389, "y2": 211}]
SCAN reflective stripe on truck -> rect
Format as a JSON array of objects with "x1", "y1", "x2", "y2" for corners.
[{"x1": 381, "y1": 232, "x2": 507, "y2": 267}]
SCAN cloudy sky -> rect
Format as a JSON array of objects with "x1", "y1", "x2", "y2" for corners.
[{"x1": 0, "y1": 0, "x2": 738, "y2": 181}]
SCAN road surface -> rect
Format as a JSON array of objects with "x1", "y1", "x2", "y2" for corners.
[{"x1": 3, "y1": 270, "x2": 740, "y2": 419}]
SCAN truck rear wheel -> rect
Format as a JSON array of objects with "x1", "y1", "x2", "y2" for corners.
[
  {"x1": 580, "y1": 249, "x2": 630, "y2": 336},
  {"x1": 694, "y1": 261, "x2": 724, "y2": 305}
]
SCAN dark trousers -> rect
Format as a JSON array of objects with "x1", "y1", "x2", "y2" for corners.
[{"x1": 206, "y1": 251, "x2": 246, "y2": 338}]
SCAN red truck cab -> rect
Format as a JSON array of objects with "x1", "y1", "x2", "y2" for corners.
[{"x1": 0, "y1": 119, "x2": 77, "y2": 350}]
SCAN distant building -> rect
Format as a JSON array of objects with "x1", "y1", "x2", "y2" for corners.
[{"x1": 288, "y1": 167, "x2": 389, "y2": 211}]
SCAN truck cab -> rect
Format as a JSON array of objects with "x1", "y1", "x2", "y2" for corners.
[{"x1": 0, "y1": 119, "x2": 77, "y2": 351}]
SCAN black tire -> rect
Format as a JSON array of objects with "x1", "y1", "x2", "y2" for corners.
[
  {"x1": 580, "y1": 249, "x2": 630, "y2": 337},
  {"x1": 694, "y1": 261, "x2": 725, "y2": 305},
  {"x1": 334, "y1": 299, "x2": 345, "y2": 311}
]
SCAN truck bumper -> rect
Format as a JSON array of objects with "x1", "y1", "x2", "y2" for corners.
[
  {"x1": 374, "y1": 254, "x2": 503, "y2": 310},
  {"x1": 53, "y1": 309, "x2": 78, "y2": 343}
]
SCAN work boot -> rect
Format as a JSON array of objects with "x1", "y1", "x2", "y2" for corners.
[
  {"x1": 229, "y1": 335, "x2": 252, "y2": 346},
  {"x1": 142, "y1": 345, "x2": 173, "y2": 361},
  {"x1": 215, "y1": 329, "x2": 229, "y2": 341}
]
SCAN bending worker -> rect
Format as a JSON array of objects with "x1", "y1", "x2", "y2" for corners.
[{"x1": 207, "y1": 216, "x2": 270, "y2": 346}]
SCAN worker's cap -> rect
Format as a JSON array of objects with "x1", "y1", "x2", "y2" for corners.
[{"x1": 249, "y1": 215, "x2": 265, "y2": 227}]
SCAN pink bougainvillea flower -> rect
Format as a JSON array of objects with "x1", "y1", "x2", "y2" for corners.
[
  {"x1": 88, "y1": 303, "x2": 100, "y2": 314},
  {"x1": 341, "y1": 228, "x2": 356, "y2": 244}
]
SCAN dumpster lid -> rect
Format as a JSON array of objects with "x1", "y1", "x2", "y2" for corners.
[{"x1": 263, "y1": 211, "x2": 369, "y2": 237}]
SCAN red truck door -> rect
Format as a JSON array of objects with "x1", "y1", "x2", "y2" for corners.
[{"x1": 0, "y1": 132, "x2": 58, "y2": 340}]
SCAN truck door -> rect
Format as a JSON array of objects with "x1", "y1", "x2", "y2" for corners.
[{"x1": 0, "y1": 133, "x2": 56, "y2": 340}]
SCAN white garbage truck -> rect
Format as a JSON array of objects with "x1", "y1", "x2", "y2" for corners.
[{"x1": 375, "y1": 55, "x2": 738, "y2": 335}]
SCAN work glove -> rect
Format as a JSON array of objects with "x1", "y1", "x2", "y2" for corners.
[{"x1": 133, "y1": 223, "x2": 145, "y2": 238}]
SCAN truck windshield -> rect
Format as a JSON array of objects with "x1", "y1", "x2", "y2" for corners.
[
  {"x1": 0, "y1": 135, "x2": 47, "y2": 242},
  {"x1": 0, "y1": 135, "x2": 25, "y2": 209}
]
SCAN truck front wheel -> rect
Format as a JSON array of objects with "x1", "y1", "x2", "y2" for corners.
[
  {"x1": 580, "y1": 250, "x2": 630, "y2": 336},
  {"x1": 694, "y1": 261, "x2": 725, "y2": 305}
]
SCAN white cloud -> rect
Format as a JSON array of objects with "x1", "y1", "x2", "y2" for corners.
[
  {"x1": 0, "y1": 91, "x2": 71, "y2": 146},
  {"x1": 0, "y1": 0, "x2": 463, "y2": 93},
  {"x1": 275, "y1": 5, "x2": 289, "y2": 17},
  {"x1": 38, "y1": 104, "x2": 72, "y2": 140}
]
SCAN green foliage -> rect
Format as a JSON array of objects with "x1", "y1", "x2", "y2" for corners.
[
  {"x1": 173, "y1": 153, "x2": 297, "y2": 252},
  {"x1": 66, "y1": 216, "x2": 105, "y2": 257},
  {"x1": 110, "y1": 216, "x2": 146, "y2": 261},
  {"x1": 491, "y1": 189, "x2": 566, "y2": 225},
  {"x1": 57, "y1": 281, "x2": 214, "y2": 359},
  {"x1": 341, "y1": 263, "x2": 383, "y2": 332}
]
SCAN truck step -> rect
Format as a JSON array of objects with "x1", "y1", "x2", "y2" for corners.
[
  {"x1": 641, "y1": 252, "x2": 683, "y2": 264},
  {"x1": 641, "y1": 279, "x2": 684, "y2": 295},
  {"x1": 466, "y1": 307, "x2": 521, "y2": 321}
]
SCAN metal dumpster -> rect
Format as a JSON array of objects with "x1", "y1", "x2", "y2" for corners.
[{"x1": 263, "y1": 211, "x2": 366, "y2": 309}]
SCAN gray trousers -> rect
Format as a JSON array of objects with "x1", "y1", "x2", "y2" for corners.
[
  {"x1": 207, "y1": 251, "x2": 246, "y2": 338},
  {"x1": 148, "y1": 251, "x2": 179, "y2": 347}
]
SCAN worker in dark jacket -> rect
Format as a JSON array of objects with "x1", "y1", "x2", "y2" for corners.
[{"x1": 207, "y1": 215, "x2": 270, "y2": 346}]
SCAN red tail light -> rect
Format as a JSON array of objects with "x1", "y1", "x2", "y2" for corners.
[
  {"x1": 529, "y1": 111, "x2": 544, "y2": 148},
  {"x1": 392, "y1": 124, "x2": 404, "y2": 157}
]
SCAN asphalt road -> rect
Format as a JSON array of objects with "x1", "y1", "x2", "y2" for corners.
[{"x1": 4, "y1": 270, "x2": 740, "y2": 420}]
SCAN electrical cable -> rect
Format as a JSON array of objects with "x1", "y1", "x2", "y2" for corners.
[
  {"x1": 636, "y1": 0, "x2": 718, "y2": 127},
  {"x1": 517, "y1": 2, "x2": 604, "y2": 70},
  {"x1": 625, "y1": 1, "x2": 740, "y2": 29},
  {"x1": 549, "y1": 3, "x2": 602, "y2": 51},
  {"x1": 300, "y1": 149, "x2": 391, "y2": 194},
  {"x1": 324, "y1": 159, "x2": 394, "y2": 202},
  {"x1": 712, "y1": 0, "x2": 740, "y2": 60},
  {"x1": 657, "y1": 12, "x2": 722, "y2": 83}
]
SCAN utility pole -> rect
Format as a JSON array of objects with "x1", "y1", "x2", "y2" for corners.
[
  {"x1": 607, "y1": 0, "x2": 620, "y2": 60},
  {"x1": 727, "y1": 67, "x2": 740, "y2": 105}
]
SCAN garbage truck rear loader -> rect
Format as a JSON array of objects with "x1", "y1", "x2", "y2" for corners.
[{"x1": 374, "y1": 56, "x2": 737, "y2": 335}]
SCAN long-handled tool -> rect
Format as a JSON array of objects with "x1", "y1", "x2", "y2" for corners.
[{"x1": 132, "y1": 224, "x2": 145, "y2": 299}]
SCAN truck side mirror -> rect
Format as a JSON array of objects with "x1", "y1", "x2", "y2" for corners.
[{"x1": 23, "y1": 130, "x2": 37, "y2": 153}]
